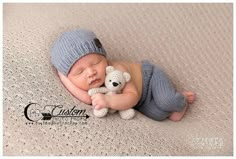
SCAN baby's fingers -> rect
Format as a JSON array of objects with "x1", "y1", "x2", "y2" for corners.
[
  {"x1": 94, "y1": 105, "x2": 102, "y2": 110},
  {"x1": 91, "y1": 95, "x2": 97, "y2": 101}
]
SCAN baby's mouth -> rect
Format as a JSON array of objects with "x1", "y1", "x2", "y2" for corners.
[{"x1": 89, "y1": 79, "x2": 101, "y2": 86}]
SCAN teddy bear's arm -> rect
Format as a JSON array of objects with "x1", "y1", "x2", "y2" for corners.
[
  {"x1": 98, "y1": 87, "x2": 110, "y2": 93},
  {"x1": 88, "y1": 87, "x2": 109, "y2": 96}
]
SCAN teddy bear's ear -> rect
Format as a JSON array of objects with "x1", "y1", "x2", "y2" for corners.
[
  {"x1": 123, "y1": 72, "x2": 131, "y2": 82},
  {"x1": 106, "y1": 66, "x2": 115, "y2": 74}
]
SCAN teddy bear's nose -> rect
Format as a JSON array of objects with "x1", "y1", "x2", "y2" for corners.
[{"x1": 112, "y1": 82, "x2": 119, "y2": 87}]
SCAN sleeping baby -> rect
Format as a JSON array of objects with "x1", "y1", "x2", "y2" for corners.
[{"x1": 51, "y1": 29, "x2": 195, "y2": 121}]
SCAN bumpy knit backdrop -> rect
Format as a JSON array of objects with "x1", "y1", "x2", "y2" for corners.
[{"x1": 3, "y1": 3, "x2": 233, "y2": 156}]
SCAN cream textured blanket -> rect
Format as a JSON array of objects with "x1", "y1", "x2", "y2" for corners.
[{"x1": 3, "y1": 3, "x2": 233, "y2": 156}]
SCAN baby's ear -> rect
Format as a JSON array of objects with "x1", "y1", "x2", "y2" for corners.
[
  {"x1": 123, "y1": 72, "x2": 131, "y2": 82},
  {"x1": 106, "y1": 66, "x2": 115, "y2": 74}
]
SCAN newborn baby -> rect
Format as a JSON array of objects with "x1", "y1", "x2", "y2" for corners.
[{"x1": 51, "y1": 29, "x2": 195, "y2": 121}]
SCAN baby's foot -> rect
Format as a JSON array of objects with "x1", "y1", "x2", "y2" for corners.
[
  {"x1": 182, "y1": 91, "x2": 195, "y2": 104},
  {"x1": 168, "y1": 91, "x2": 195, "y2": 122},
  {"x1": 168, "y1": 105, "x2": 188, "y2": 122}
]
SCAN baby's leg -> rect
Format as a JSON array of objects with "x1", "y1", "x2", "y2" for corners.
[
  {"x1": 168, "y1": 91, "x2": 195, "y2": 121},
  {"x1": 137, "y1": 99, "x2": 171, "y2": 121},
  {"x1": 151, "y1": 68, "x2": 186, "y2": 113}
]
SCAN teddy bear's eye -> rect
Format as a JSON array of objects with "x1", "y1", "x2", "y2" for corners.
[{"x1": 109, "y1": 80, "x2": 112, "y2": 82}]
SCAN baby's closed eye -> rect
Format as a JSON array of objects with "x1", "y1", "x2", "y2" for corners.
[{"x1": 76, "y1": 69, "x2": 84, "y2": 74}]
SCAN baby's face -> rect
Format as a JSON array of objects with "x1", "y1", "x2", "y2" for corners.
[{"x1": 68, "y1": 53, "x2": 108, "y2": 91}]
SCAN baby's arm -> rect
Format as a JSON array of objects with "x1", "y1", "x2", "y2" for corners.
[
  {"x1": 92, "y1": 81, "x2": 139, "y2": 110},
  {"x1": 91, "y1": 62, "x2": 140, "y2": 110},
  {"x1": 57, "y1": 71, "x2": 92, "y2": 105}
]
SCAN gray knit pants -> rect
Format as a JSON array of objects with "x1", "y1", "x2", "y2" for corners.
[{"x1": 134, "y1": 61, "x2": 186, "y2": 121}]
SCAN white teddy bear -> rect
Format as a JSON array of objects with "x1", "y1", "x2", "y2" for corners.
[{"x1": 88, "y1": 66, "x2": 135, "y2": 120}]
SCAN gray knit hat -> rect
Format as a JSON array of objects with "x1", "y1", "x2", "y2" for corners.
[{"x1": 51, "y1": 29, "x2": 107, "y2": 76}]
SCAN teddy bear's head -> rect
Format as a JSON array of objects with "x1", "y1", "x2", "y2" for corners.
[{"x1": 104, "y1": 66, "x2": 131, "y2": 92}]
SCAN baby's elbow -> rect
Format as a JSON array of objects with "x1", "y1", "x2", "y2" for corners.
[
  {"x1": 130, "y1": 93, "x2": 140, "y2": 106},
  {"x1": 122, "y1": 92, "x2": 139, "y2": 108}
]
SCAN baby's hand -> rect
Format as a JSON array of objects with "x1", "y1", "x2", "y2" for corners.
[{"x1": 91, "y1": 93, "x2": 109, "y2": 110}]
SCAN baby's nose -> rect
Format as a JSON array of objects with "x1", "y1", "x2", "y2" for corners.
[
  {"x1": 112, "y1": 82, "x2": 118, "y2": 87},
  {"x1": 87, "y1": 68, "x2": 96, "y2": 77}
]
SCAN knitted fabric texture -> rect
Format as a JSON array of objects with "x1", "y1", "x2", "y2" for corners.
[
  {"x1": 3, "y1": 4, "x2": 233, "y2": 155},
  {"x1": 51, "y1": 29, "x2": 107, "y2": 76}
]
